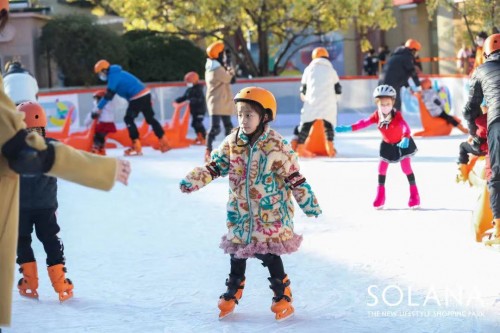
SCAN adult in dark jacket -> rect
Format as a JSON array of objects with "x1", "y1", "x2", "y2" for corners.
[
  {"x1": 462, "y1": 34, "x2": 500, "y2": 244},
  {"x1": 175, "y1": 72, "x2": 207, "y2": 145},
  {"x1": 379, "y1": 39, "x2": 422, "y2": 110},
  {"x1": 16, "y1": 102, "x2": 74, "y2": 302}
]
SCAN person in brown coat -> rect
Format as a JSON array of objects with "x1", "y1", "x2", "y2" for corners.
[
  {"x1": 204, "y1": 41, "x2": 236, "y2": 161},
  {"x1": 0, "y1": 1, "x2": 131, "y2": 327}
]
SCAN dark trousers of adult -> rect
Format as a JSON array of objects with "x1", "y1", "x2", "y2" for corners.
[
  {"x1": 229, "y1": 253, "x2": 286, "y2": 280},
  {"x1": 297, "y1": 120, "x2": 334, "y2": 144},
  {"x1": 207, "y1": 115, "x2": 233, "y2": 151},
  {"x1": 438, "y1": 111, "x2": 459, "y2": 127},
  {"x1": 488, "y1": 121, "x2": 500, "y2": 219},
  {"x1": 17, "y1": 208, "x2": 65, "y2": 266},
  {"x1": 93, "y1": 132, "x2": 107, "y2": 149},
  {"x1": 124, "y1": 94, "x2": 164, "y2": 140},
  {"x1": 192, "y1": 114, "x2": 206, "y2": 137},
  {"x1": 394, "y1": 88, "x2": 403, "y2": 111}
]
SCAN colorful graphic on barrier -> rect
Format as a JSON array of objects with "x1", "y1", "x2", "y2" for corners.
[
  {"x1": 38, "y1": 94, "x2": 79, "y2": 129},
  {"x1": 402, "y1": 79, "x2": 453, "y2": 115}
]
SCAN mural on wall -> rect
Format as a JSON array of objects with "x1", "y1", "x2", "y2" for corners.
[
  {"x1": 38, "y1": 94, "x2": 79, "y2": 129},
  {"x1": 402, "y1": 79, "x2": 453, "y2": 115}
]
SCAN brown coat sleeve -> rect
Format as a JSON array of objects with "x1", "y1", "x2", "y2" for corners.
[{"x1": 48, "y1": 142, "x2": 117, "y2": 191}]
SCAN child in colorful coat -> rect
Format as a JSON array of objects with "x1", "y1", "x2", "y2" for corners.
[
  {"x1": 180, "y1": 86, "x2": 322, "y2": 321},
  {"x1": 336, "y1": 84, "x2": 420, "y2": 209}
]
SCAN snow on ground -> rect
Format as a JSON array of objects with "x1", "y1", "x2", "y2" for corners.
[{"x1": 5, "y1": 119, "x2": 500, "y2": 333}]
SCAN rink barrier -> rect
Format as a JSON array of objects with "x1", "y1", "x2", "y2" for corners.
[{"x1": 38, "y1": 75, "x2": 470, "y2": 130}]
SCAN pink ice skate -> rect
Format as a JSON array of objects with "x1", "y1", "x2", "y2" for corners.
[
  {"x1": 408, "y1": 185, "x2": 420, "y2": 209},
  {"x1": 373, "y1": 186, "x2": 385, "y2": 209}
]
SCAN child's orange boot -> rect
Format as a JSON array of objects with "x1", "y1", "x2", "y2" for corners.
[
  {"x1": 124, "y1": 139, "x2": 143, "y2": 156},
  {"x1": 18, "y1": 261, "x2": 39, "y2": 299},
  {"x1": 158, "y1": 135, "x2": 171, "y2": 153},
  {"x1": 456, "y1": 163, "x2": 469, "y2": 183},
  {"x1": 195, "y1": 133, "x2": 206, "y2": 145},
  {"x1": 218, "y1": 274, "x2": 245, "y2": 319},
  {"x1": 269, "y1": 275, "x2": 294, "y2": 321},
  {"x1": 296, "y1": 144, "x2": 315, "y2": 158},
  {"x1": 48, "y1": 264, "x2": 74, "y2": 302}
]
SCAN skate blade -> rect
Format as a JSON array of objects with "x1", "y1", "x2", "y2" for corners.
[
  {"x1": 218, "y1": 309, "x2": 234, "y2": 320},
  {"x1": 124, "y1": 152, "x2": 143, "y2": 156},
  {"x1": 19, "y1": 290, "x2": 39, "y2": 299},
  {"x1": 409, "y1": 205, "x2": 420, "y2": 210},
  {"x1": 374, "y1": 205, "x2": 384, "y2": 210},
  {"x1": 275, "y1": 306, "x2": 294, "y2": 321},
  {"x1": 59, "y1": 291, "x2": 73, "y2": 303}
]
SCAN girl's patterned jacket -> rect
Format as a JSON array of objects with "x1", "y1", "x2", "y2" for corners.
[{"x1": 181, "y1": 125, "x2": 322, "y2": 258}]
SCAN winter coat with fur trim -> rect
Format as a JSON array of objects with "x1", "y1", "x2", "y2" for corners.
[{"x1": 182, "y1": 126, "x2": 322, "y2": 258}]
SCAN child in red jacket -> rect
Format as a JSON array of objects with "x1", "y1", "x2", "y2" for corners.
[
  {"x1": 456, "y1": 100, "x2": 488, "y2": 182},
  {"x1": 336, "y1": 84, "x2": 420, "y2": 209}
]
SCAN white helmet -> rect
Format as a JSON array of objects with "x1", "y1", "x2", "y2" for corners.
[{"x1": 373, "y1": 85, "x2": 397, "y2": 98}]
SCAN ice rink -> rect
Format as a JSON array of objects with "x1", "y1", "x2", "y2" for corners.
[{"x1": 6, "y1": 119, "x2": 500, "y2": 333}]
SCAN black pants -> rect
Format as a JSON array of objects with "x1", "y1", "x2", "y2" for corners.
[
  {"x1": 438, "y1": 111, "x2": 459, "y2": 127},
  {"x1": 297, "y1": 120, "x2": 334, "y2": 144},
  {"x1": 207, "y1": 115, "x2": 233, "y2": 150},
  {"x1": 93, "y1": 132, "x2": 107, "y2": 148},
  {"x1": 17, "y1": 208, "x2": 65, "y2": 266},
  {"x1": 229, "y1": 253, "x2": 286, "y2": 280},
  {"x1": 191, "y1": 114, "x2": 206, "y2": 137},
  {"x1": 458, "y1": 141, "x2": 484, "y2": 164},
  {"x1": 124, "y1": 94, "x2": 164, "y2": 140},
  {"x1": 489, "y1": 121, "x2": 500, "y2": 218}
]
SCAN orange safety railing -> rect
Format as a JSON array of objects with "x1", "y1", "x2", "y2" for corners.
[{"x1": 378, "y1": 56, "x2": 474, "y2": 75}]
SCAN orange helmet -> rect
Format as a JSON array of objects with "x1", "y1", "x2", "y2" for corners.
[
  {"x1": 206, "y1": 41, "x2": 224, "y2": 59},
  {"x1": 184, "y1": 71, "x2": 199, "y2": 84},
  {"x1": 94, "y1": 59, "x2": 110, "y2": 73},
  {"x1": 483, "y1": 33, "x2": 500, "y2": 58},
  {"x1": 17, "y1": 101, "x2": 47, "y2": 128},
  {"x1": 93, "y1": 90, "x2": 106, "y2": 98},
  {"x1": 312, "y1": 47, "x2": 329, "y2": 59},
  {"x1": 405, "y1": 39, "x2": 421, "y2": 51},
  {"x1": 234, "y1": 87, "x2": 277, "y2": 121},
  {"x1": 0, "y1": 0, "x2": 9, "y2": 31},
  {"x1": 0, "y1": 0, "x2": 8, "y2": 11},
  {"x1": 420, "y1": 78, "x2": 432, "y2": 90}
]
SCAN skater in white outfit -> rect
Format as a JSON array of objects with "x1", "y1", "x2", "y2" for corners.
[{"x1": 294, "y1": 47, "x2": 342, "y2": 158}]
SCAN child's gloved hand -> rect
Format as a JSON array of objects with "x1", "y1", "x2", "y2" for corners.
[
  {"x1": 335, "y1": 125, "x2": 352, "y2": 133},
  {"x1": 397, "y1": 137, "x2": 410, "y2": 149},
  {"x1": 305, "y1": 207, "x2": 322, "y2": 218},
  {"x1": 179, "y1": 179, "x2": 195, "y2": 193}
]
